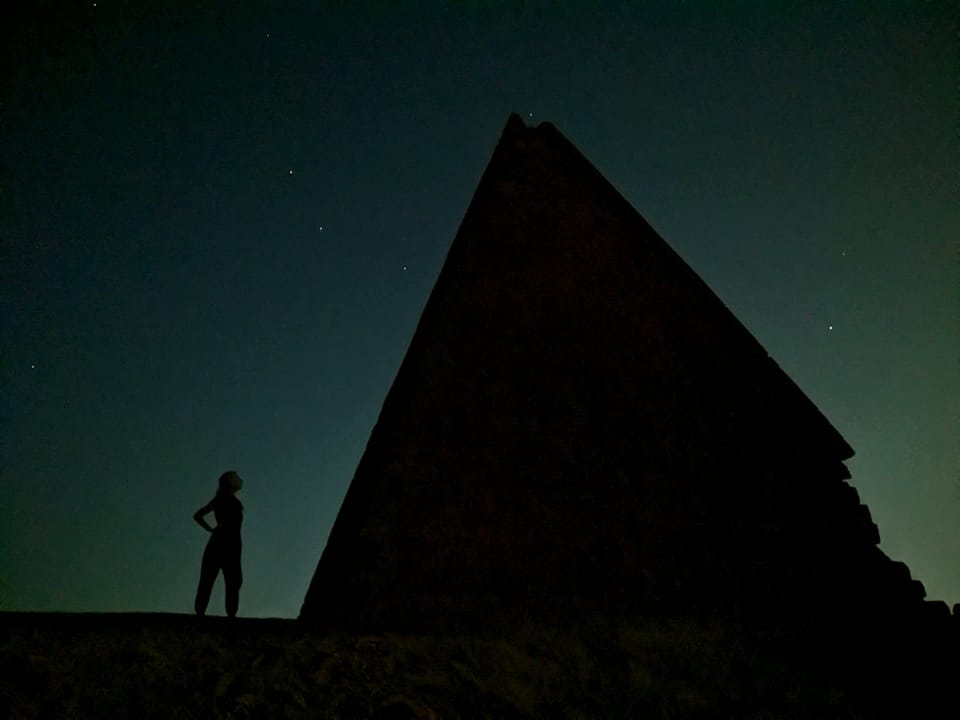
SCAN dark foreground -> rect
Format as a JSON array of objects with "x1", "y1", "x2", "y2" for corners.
[{"x1": 0, "y1": 611, "x2": 953, "y2": 719}]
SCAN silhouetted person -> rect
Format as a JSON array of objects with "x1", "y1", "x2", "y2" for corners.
[{"x1": 193, "y1": 470, "x2": 244, "y2": 617}]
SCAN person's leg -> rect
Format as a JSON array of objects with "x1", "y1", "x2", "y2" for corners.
[
  {"x1": 194, "y1": 540, "x2": 220, "y2": 616},
  {"x1": 223, "y1": 548, "x2": 243, "y2": 618}
]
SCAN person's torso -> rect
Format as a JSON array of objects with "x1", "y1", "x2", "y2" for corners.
[{"x1": 213, "y1": 493, "x2": 243, "y2": 537}]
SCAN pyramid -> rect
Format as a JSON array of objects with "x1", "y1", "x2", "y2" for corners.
[{"x1": 301, "y1": 114, "x2": 931, "y2": 633}]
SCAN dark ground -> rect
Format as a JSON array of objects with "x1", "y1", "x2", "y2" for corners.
[{"x1": 3, "y1": 610, "x2": 953, "y2": 719}]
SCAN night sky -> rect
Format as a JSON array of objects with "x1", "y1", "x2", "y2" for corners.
[{"x1": 2, "y1": 2, "x2": 957, "y2": 618}]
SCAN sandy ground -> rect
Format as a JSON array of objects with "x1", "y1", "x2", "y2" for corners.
[{"x1": 0, "y1": 610, "x2": 949, "y2": 719}]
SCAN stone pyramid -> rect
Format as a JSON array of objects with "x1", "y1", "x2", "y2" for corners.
[{"x1": 301, "y1": 114, "x2": 931, "y2": 633}]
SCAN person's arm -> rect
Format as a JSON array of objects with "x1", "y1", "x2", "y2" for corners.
[{"x1": 193, "y1": 499, "x2": 216, "y2": 532}]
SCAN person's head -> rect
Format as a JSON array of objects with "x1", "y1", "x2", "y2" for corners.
[{"x1": 218, "y1": 470, "x2": 243, "y2": 495}]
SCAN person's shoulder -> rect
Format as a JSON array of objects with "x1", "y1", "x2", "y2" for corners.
[{"x1": 220, "y1": 492, "x2": 241, "y2": 507}]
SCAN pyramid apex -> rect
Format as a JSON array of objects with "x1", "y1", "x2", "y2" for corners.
[
  {"x1": 505, "y1": 112, "x2": 527, "y2": 130},
  {"x1": 504, "y1": 112, "x2": 558, "y2": 135}
]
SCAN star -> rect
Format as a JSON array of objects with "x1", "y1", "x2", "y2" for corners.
[
  {"x1": 288, "y1": 170, "x2": 294, "y2": 175},
  {"x1": 828, "y1": 325, "x2": 834, "y2": 331}
]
